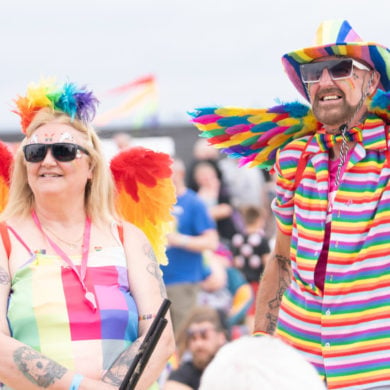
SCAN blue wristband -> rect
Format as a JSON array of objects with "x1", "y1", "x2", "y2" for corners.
[{"x1": 69, "y1": 374, "x2": 84, "y2": 390}]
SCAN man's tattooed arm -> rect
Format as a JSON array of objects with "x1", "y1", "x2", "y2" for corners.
[
  {"x1": 143, "y1": 243, "x2": 167, "y2": 299},
  {"x1": 254, "y1": 245, "x2": 292, "y2": 334},
  {"x1": 265, "y1": 254, "x2": 292, "y2": 333},
  {"x1": 13, "y1": 346, "x2": 67, "y2": 388}
]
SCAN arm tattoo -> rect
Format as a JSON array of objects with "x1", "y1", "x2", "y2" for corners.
[
  {"x1": 0, "y1": 266, "x2": 10, "y2": 285},
  {"x1": 13, "y1": 347, "x2": 66, "y2": 388},
  {"x1": 144, "y1": 243, "x2": 167, "y2": 298},
  {"x1": 103, "y1": 339, "x2": 141, "y2": 386},
  {"x1": 265, "y1": 254, "x2": 291, "y2": 333}
]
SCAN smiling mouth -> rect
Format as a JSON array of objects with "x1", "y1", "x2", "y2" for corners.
[
  {"x1": 317, "y1": 89, "x2": 344, "y2": 103},
  {"x1": 40, "y1": 174, "x2": 62, "y2": 177},
  {"x1": 321, "y1": 95, "x2": 341, "y2": 101}
]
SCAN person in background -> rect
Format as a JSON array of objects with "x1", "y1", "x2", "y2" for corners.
[
  {"x1": 199, "y1": 335, "x2": 325, "y2": 390},
  {"x1": 113, "y1": 131, "x2": 133, "y2": 151},
  {"x1": 0, "y1": 79, "x2": 175, "y2": 390},
  {"x1": 199, "y1": 245, "x2": 253, "y2": 338},
  {"x1": 192, "y1": 161, "x2": 238, "y2": 245},
  {"x1": 218, "y1": 157, "x2": 266, "y2": 211},
  {"x1": 161, "y1": 158, "x2": 219, "y2": 333},
  {"x1": 185, "y1": 138, "x2": 223, "y2": 193},
  {"x1": 231, "y1": 206, "x2": 271, "y2": 331},
  {"x1": 164, "y1": 306, "x2": 227, "y2": 390}
]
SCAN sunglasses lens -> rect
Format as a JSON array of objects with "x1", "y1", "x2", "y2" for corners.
[
  {"x1": 301, "y1": 62, "x2": 324, "y2": 83},
  {"x1": 329, "y1": 59, "x2": 353, "y2": 80},
  {"x1": 52, "y1": 143, "x2": 78, "y2": 162},
  {"x1": 301, "y1": 59, "x2": 353, "y2": 83},
  {"x1": 23, "y1": 144, "x2": 48, "y2": 162}
]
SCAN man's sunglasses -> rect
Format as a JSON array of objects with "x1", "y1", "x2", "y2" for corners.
[
  {"x1": 300, "y1": 58, "x2": 371, "y2": 83},
  {"x1": 23, "y1": 143, "x2": 90, "y2": 163},
  {"x1": 186, "y1": 327, "x2": 216, "y2": 342}
]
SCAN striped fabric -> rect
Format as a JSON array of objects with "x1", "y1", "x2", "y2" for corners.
[
  {"x1": 6, "y1": 246, "x2": 138, "y2": 381},
  {"x1": 272, "y1": 114, "x2": 390, "y2": 389}
]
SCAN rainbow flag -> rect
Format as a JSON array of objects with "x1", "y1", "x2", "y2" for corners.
[{"x1": 94, "y1": 74, "x2": 158, "y2": 128}]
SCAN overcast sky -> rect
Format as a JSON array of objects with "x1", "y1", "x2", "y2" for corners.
[{"x1": 0, "y1": 0, "x2": 388, "y2": 133}]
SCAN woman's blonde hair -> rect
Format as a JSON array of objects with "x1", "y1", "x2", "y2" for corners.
[{"x1": 1, "y1": 108, "x2": 117, "y2": 223}]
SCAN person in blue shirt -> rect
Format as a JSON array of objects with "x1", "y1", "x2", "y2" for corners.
[{"x1": 161, "y1": 158, "x2": 219, "y2": 333}]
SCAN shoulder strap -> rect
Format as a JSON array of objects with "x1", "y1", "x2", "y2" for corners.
[
  {"x1": 385, "y1": 123, "x2": 390, "y2": 164},
  {"x1": 293, "y1": 135, "x2": 314, "y2": 191},
  {"x1": 117, "y1": 223, "x2": 124, "y2": 245},
  {"x1": 0, "y1": 222, "x2": 11, "y2": 259}
]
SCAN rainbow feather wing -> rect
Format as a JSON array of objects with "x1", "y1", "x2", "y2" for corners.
[
  {"x1": 369, "y1": 90, "x2": 390, "y2": 123},
  {"x1": 110, "y1": 147, "x2": 175, "y2": 265},
  {"x1": 0, "y1": 141, "x2": 13, "y2": 212},
  {"x1": 190, "y1": 102, "x2": 320, "y2": 170}
]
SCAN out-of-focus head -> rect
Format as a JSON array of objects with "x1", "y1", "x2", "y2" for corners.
[
  {"x1": 2, "y1": 79, "x2": 116, "y2": 222},
  {"x1": 171, "y1": 157, "x2": 187, "y2": 190},
  {"x1": 193, "y1": 161, "x2": 220, "y2": 188},
  {"x1": 193, "y1": 138, "x2": 220, "y2": 160},
  {"x1": 282, "y1": 20, "x2": 389, "y2": 101},
  {"x1": 176, "y1": 306, "x2": 227, "y2": 370},
  {"x1": 199, "y1": 335, "x2": 326, "y2": 390},
  {"x1": 113, "y1": 132, "x2": 132, "y2": 151}
]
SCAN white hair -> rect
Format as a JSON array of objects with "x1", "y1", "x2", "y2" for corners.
[{"x1": 199, "y1": 335, "x2": 325, "y2": 390}]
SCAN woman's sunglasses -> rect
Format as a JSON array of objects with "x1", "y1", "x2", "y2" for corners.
[
  {"x1": 23, "y1": 143, "x2": 90, "y2": 163},
  {"x1": 300, "y1": 58, "x2": 371, "y2": 83}
]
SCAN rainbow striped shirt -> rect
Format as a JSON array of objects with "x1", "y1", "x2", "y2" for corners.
[{"x1": 272, "y1": 115, "x2": 390, "y2": 389}]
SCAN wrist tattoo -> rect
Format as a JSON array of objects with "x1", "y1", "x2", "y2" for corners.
[{"x1": 13, "y1": 347, "x2": 66, "y2": 388}]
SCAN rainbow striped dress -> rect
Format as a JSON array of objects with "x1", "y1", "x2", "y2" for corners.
[
  {"x1": 5, "y1": 235, "x2": 139, "y2": 386},
  {"x1": 273, "y1": 115, "x2": 390, "y2": 389}
]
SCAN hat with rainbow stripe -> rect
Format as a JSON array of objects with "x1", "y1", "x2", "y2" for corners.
[{"x1": 282, "y1": 20, "x2": 390, "y2": 100}]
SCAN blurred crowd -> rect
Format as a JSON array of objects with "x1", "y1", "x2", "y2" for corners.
[{"x1": 111, "y1": 132, "x2": 284, "y2": 389}]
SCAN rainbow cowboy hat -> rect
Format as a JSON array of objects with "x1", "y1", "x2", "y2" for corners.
[{"x1": 282, "y1": 20, "x2": 390, "y2": 100}]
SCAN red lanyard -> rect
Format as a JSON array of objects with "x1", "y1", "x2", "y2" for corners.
[{"x1": 31, "y1": 210, "x2": 97, "y2": 310}]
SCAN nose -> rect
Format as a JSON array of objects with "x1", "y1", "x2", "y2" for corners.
[
  {"x1": 318, "y1": 68, "x2": 334, "y2": 85},
  {"x1": 41, "y1": 147, "x2": 56, "y2": 165}
]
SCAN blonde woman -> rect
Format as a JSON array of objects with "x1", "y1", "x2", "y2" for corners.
[{"x1": 0, "y1": 80, "x2": 175, "y2": 390}]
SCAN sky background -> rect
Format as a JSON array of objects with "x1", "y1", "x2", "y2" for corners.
[{"x1": 0, "y1": 0, "x2": 389, "y2": 134}]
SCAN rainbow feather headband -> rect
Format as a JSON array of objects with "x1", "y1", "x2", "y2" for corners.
[
  {"x1": 13, "y1": 79, "x2": 99, "y2": 134},
  {"x1": 190, "y1": 89, "x2": 390, "y2": 170}
]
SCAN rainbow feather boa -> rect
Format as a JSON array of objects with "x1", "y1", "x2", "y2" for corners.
[
  {"x1": 13, "y1": 79, "x2": 99, "y2": 134},
  {"x1": 190, "y1": 90, "x2": 390, "y2": 170}
]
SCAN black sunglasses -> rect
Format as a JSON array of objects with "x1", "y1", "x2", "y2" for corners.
[
  {"x1": 23, "y1": 143, "x2": 90, "y2": 163},
  {"x1": 186, "y1": 327, "x2": 216, "y2": 341},
  {"x1": 300, "y1": 58, "x2": 371, "y2": 83}
]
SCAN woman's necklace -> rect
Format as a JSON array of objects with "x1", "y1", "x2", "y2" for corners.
[
  {"x1": 42, "y1": 225, "x2": 83, "y2": 250},
  {"x1": 31, "y1": 210, "x2": 97, "y2": 311}
]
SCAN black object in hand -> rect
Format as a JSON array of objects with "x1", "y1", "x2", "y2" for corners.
[{"x1": 119, "y1": 299, "x2": 171, "y2": 390}]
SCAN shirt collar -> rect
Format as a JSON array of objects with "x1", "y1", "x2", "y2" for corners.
[{"x1": 306, "y1": 114, "x2": 388, "y2": 154}]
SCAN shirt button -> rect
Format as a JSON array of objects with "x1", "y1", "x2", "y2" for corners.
[
  {"x1": 329, "y1": 275, "x2": 334, "y2": 282},
  {"x1": 325, "y1": 309, "x2": 331, "y2": 316},
  {"x1": 325, "y1": 342, "x2": 331, "y2": 349}
]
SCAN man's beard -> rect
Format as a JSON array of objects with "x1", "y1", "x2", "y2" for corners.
[
  {"x1": 312, "y1": 88, "x2": 358, "y2": 127},
  {"x1": 192, "y1": 349, "x2": 216, "y2": 370}
]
